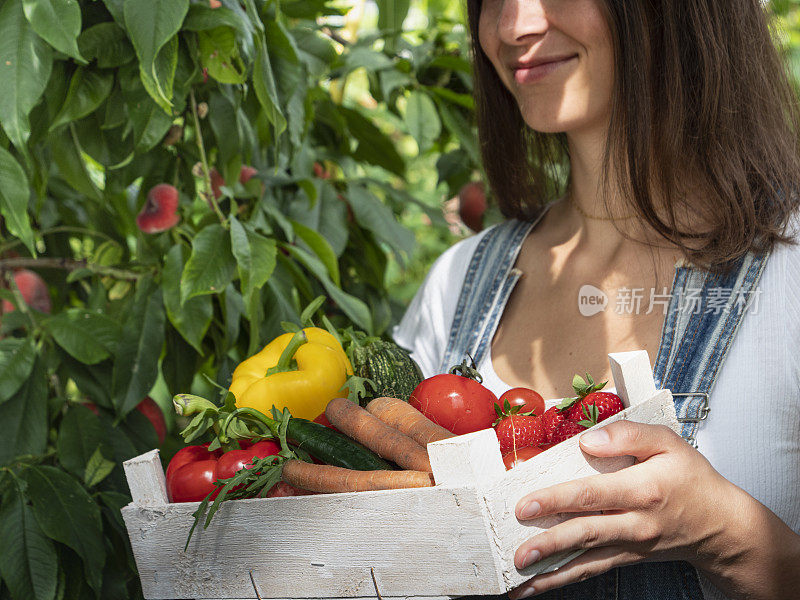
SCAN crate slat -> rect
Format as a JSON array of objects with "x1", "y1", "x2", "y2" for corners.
[{"x1": 122, "y1": 485, "x2": 505, "y2": 599}]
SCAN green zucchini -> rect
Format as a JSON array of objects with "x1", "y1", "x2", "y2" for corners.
[
  {"x1": 349, "y1": 339, "x2": 424, "y2": 407},
  {"x1": 287, "y1": 418, "x2": 392, "y2": 471}
]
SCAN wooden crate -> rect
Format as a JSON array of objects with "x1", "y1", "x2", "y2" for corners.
[{"x1": 122, "y1": 350, "x2": 679, "y2": 599}]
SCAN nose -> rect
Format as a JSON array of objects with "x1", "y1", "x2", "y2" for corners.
[{"x1": 496, "y1": 0, "x2": 549, "y2": 46}]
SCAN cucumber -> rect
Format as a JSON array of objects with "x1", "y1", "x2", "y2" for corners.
[
  {"x1": 287, "y1": 418, "x2": 392, "y2": 471},
  {"x1": 349, "y1": 339, "x2": 424, "y2": 407}
]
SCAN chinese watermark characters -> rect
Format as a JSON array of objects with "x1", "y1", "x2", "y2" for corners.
[{"x1": 578, "y1": 286, "x2": 762, "y2": 317}]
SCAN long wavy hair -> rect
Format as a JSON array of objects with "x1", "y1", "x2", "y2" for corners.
[{"x1": 466, "y1": 0, "x2": 800, "y2": 267}]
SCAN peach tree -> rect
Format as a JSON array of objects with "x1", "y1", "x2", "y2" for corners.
[{"x1": 0, "y1": 0, "x2": 479, "y2": 598}]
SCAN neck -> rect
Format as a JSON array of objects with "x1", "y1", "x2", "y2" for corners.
[{"x1": 562, "y1": 124, "x2": 636, "y2": 240}]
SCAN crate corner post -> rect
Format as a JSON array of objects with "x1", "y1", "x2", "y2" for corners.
[
  {"x1": 123, "y1": 449, "x2": 169, "y2": 507},
  {"x1": 608, "y1": 350, "x2": 657, "y2": 408},
  {"x1": 428, "y1": 428, "x2": 507, "y2": 488}
]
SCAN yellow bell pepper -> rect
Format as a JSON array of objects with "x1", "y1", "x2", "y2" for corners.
[{"x1": 229, "y1": 327, "x2": 352, "y2": 421}]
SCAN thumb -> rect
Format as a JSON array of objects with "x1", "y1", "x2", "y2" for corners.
[{"x1": 578, "y1": 420, "x2": 682, "y2": 461}]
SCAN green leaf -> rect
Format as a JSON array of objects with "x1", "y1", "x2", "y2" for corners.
[
  {"x1": 44, "y1": 308, "x2": 122, "y2": 365},
  {"x1": 293, "y1": 27, "x2": 337, "y2": 78},
  {"x1": 342, "y1": 46, "x2": 394, "y2": 74},
  {"x1": 102, "y1": 0, "x2": 125, "y2": 26},
  {"x1": 0, "y1": 481, "x2": 58, "y2": 600},
  {"x1": 283, "y1": 245, "x2": 373, "y2": 333},
  {"x1": 199, "y1": 27, "x2": 246, "y2": 84},
  {"x1": 138, "y1": 34, "x2": 179, "y2": 114},
  {"x1": 376, "y1": 0, "x2": 410, "y2": 32},
  {"x1": 112, "y1": 280, "x2": 166, "y2": 418},
  {"x1": 291, "y1": 220, "x2": 340, "y2": 287},
  {"x1": 49, "y1": 68, "x2": 113, "y2": 130},
  {"x1": 0, "y1": 145, "x2": 35, "y2": 255},
  {"x1": 83, "y1": 447, "x2": 116, "y2": 488},
  {"x1": 207, "y1": 93, "x2": 240, "y2": 167},
  {"x1": 252, "y1": 34, "x2": 286, "y2": 134},
  {"x1": 126, "y1": 88, "x2": 174, "y2": 152},
  {"x1": 404, "y1": 90, "x2": 441, "y2": 152},
  {"x1": 22, "y1": 0, "x2": 85, "y2": 63},
  {"x1": 123, "y1": 0, "x2": 188, "y2": 110},
  {"x1": 340, "y1": 106, "x2": 405, "y2": 176},
  {"x1": 230, "y1": 217, "x2": 277, "y2": 306},
  {"x1": 183, "y1": 4, "x2": 249, "y2": 34},
  {"x1": 0, "y1": 337, "x2": 36, "y2": 404},
  {"x1": 56, "y1": 404, "x2": 107, "y2": 480},
  {"x1": 162, "y1": 326, "x2": 199, "y2": 396},
  {"x1": 47, "y1": 127, "x2": 102, "y2": 200},
  {"x1": 428, "y1": 85, "x2": 474, "y2": 110},
  {"x1": 346, "y1": 183, "x2": 414, "y2": 259},
  {"x1": 78, "y1": 22, "x2": 135, "y2": 68},
  {"x1": 180, "y1": 223, "x2": 237, "y2": 303},
  {"x1": 0, "y1": 0, "x2": 54, "y2": 150},
  {"x1": 22, "y1": 466, "x2": 105, "y2": 594},
  {"x1": 162, "y1": 245, "x2": 213, "y2": 353},
  {"x1": 436, "y1": 99, "x2": 480, "y2": 166},
  {"x1": 0, "y1": 358, "x2": 47, "y2": 466},
  {"x1": 287, "y1": 181, "x2": 349, "y2": 256}
]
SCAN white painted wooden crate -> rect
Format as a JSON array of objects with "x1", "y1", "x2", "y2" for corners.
[{"x1": 122, "y1": 351, "x2": 679, "y2": 600}]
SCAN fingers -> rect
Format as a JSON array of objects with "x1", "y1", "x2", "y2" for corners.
[
  {"x1": 578, "y1": 421, "x2": 684, "y2": 461},
  {"x1": 516, "y1": 468, "x2": 662, "y2": 519},
  {"x1": 509, "y1": 545, "x2": 642, "y2": 598},
  {"x1": 514, "y1": 513, "x2": 649, "y2": 570}
]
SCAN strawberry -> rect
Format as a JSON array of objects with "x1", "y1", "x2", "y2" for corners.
[
  {"x1": 541, "y1": 405, "x2": 568, "y2": 442},
  {"x1": 566, "y1": 391, "x2": 624, "y2": 423},
  {"x1": 557, "y1": 373, "x2": 624, "y2": 425},
  {"x1": 549, "y1": 421, "x2": 588, "y2": 445},
  {"x1": 494, "y1": 412, "x2": 546, "y2": 454}
]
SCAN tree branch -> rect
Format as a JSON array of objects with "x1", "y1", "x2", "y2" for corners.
[{"x1": 0, "y1": 258, "x2": 146, "y2": 281}]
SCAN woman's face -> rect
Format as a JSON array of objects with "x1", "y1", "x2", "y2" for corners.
[{"x1": 478, "y1": 0, "x2": 615, "y2": 135}]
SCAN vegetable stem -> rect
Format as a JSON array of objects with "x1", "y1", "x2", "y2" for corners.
[
  {"x1": 222, "y1": 407, "x2": 280, "y2": 440},
  {"x1": 173, "y1": 394, "x2": 218, "y2": 416},
  {"x1": 265, "y1": 330, "x2": 308, "y2": 376}
]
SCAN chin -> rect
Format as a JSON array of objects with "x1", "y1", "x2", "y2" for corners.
[
  {"x1": 519, "y1": 112, "x2": 585, "y2": 134},
  {"x1": 514, "y1": 93, "x2": 594, "y2": 135}
]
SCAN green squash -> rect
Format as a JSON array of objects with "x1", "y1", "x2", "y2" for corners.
[{"x1": 349, "y1": 339, "x2": 424, "y2": 407}]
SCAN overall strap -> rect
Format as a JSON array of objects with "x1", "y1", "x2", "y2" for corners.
[
  {"x1": 438, "y1": 216, "x2": 544, "y2": 373},
  {"x1": 653, "y1": 250, "x2": 770, "y2": 445}
]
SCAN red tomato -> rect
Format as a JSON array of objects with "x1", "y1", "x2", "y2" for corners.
[
  {"x1": 165, "y1": 444, "x2": 220, "y2": 481},
  {"x1": 498, "y1": 387, "x2": 546, "y2": 417},
  {"x1": 165, "y1": 444, "x2": 222, "y2": 503},
  {"x1": 213, "y1": 441, "x2": 281, "y2": 480},
  {"x1": 167, "y1": 459, "x2": 219, "y2": 502},
  {"x1": 502, "y1": 445, "x2": 544, "y2": 470},
  {"x1": 409, "y1": 374, "x2": 498, "y2": 435}
]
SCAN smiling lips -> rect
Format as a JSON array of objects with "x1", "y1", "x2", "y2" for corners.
[{"x1": 513, "y1": 54, "x2": 578, "y2": 84}]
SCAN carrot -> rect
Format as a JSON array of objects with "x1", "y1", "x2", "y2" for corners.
[
  {"x1": 281, "y1": 459, "x2": 434, "y2": 493},
  {"x1": 366, "y1": 396, "x2": 455, "y2": 446},
  {"x1": 325, "y1": 397, "x2": 432, "y2": 472}
]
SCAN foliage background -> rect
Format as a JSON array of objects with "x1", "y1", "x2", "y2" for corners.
[{"x1": 0, "y1": 1, "x2": 797, "y2": 598}]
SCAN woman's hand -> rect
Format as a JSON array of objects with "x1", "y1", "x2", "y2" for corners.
[{"x1": 509, "y1": 420, "x2": 800, "y2": 599}]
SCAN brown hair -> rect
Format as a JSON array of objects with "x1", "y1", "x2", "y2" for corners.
[{"x1": 467, "y1": 0, "x2": 800, "y2": 268}]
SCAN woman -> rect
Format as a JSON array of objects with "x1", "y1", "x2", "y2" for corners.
[{"x1": 394, "y1": 1, "x2": 800, "y2": 598}]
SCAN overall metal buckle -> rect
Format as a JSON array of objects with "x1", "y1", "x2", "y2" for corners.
[
  {"x1": 673, "y1": 392, "x2": 710, "y2": 422},
  {"x1": 673, "y1": 392, "x2": 710, "y2": 448}
]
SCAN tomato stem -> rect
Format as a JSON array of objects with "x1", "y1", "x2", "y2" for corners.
[{"x1": 448, "y1": 354, "x2": 484, "y2": 384}]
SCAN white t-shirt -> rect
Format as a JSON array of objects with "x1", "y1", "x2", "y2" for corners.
[{"x1": 393, "y1": 221, "x2": 800, "y2": 600}]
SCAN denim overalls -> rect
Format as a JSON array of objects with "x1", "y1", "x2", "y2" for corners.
[{"x1": 440, "y1": 215, "x2": 770, "y2": 600}]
